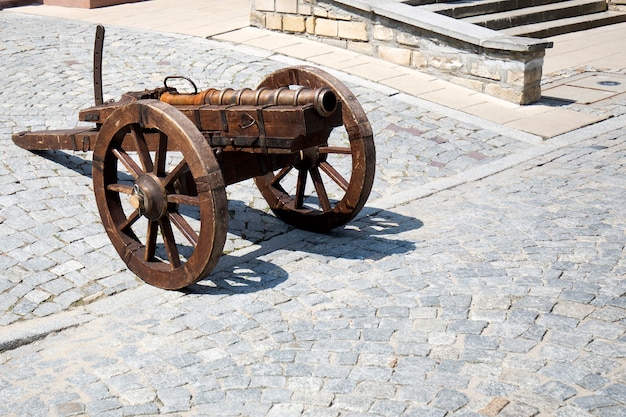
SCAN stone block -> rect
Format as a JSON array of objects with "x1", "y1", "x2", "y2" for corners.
[
  {"x1": 526, "y1": 68, "x2": 544, "y2": 86},
  {"x1": 315, "y1": 18, "x2": 338, "y2": 37},
  {"x1": 501, "y1": 57, "x2": 542, "y2": 84},
  {"x1": 373, "y1": 25, "x2": 394, "y2": 41},
  {"x1": 283, "y1": 15, "x2": 306, "y2": 33},
  {"x1": 397, "y1": 32, "x2": 421, "y2": 47},
  {"x1": 429, "y1": 54, "x2": 464, "y2": 71},
  {"x1": 250, "y1": 11, "x2": 266, "y2": 27},
  {"x1": 275, "y1": 0, "x2": 297, "y2": 14},
  {"x1": 505, "y1": 68, "x2": 525, "y2": 85},
  {"x1": 313, "y1": 6, "x2": 329, "y2": 17},
  {"x1": 523, "y1": 59, "x2": 544, "y2": 84},
  {"x1": 306, "y1": 16, "x2": 316, "y2": 34},
  {"x1": 520, "y1": 84, "x2": 542, "y2": 104},
  {"x1": 338, "y1": 21, "x2": 368, "y2": 41},
  {"x1": 479, "y1": 398, "x2": 510, "y2": 416},
  {"x1": 410, "y1": 51, "x2": 428, "y2": 69},
  {"x1": 298, "y1": 1, "x2": 312, "y2": 15},
  {"x1": 378, "y1": 45, "x2": 411, "y2": 66},
  {"x1": 254, "y1": 0, "x2": 275, "y2": 12},
  {"x1": 266, "y1": 13, "x2": 283, "y2": 30},
  {"x1": 469, "y1": 60, "x2": 502, "y2": 81},
  {"x1": 328, "y1": 11, "x2": 352, "y2": 21}
]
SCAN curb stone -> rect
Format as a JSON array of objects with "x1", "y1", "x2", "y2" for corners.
[{"x1": 0, "y1": 308, "x2": 93, "y2": 352}]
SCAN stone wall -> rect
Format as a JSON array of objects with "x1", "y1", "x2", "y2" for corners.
[{"x1": 250, "y1": 0, "x2": 553, "y2": 104}]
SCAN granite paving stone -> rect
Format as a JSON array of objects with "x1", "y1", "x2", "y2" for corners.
[{"x1": 0, "y1": 9, "x2": 625, "y2": 417}]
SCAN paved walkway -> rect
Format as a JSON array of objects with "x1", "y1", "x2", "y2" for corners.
[
  {"x1": 6, "y1": 0, "x2": 626, "y2": 139},
  {"x1": 0, "y1": 4, "x2": 625, "y2": 417}
]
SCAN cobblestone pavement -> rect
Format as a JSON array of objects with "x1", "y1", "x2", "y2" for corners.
[{"x1": 1, "y1": 12, "x2": 625, "y2": 417}]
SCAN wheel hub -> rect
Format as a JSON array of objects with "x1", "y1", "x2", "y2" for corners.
[
  {"x1": 130, "y1": 173, "x2": 168, "y2": 221},
  {"x1": 295, "y1": 147, "x2": 324, "y2": 170}
]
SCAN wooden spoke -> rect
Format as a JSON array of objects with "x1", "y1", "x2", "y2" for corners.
[
  {"x1": 169, "y1": 212, "x2": 199, "y2": 247},
  {"x1": 119, "y1": 209, "x2": 141, "y2": 232},
  {"x1": 107, "y1": 183, "x2": 134, "y2": 195},
  {"x1": 319, "y1": 146, "x2": 351, "y2": 155},
  {"x1": 320, "y1": 161, "x2": 349, "y2": 192},
  {"x1": 112, "y1": 147, "x2": 143, "y2": 178},
  {"x1": 154, "y1": 132, "x2": 168, "y2": 176},
  {"x1": 145, "y1": 220, "x2": 158, "y2": 262},
  {"x1": 129, "y1": 124, "x2": 154, "y2": 173},
  {"x1": 295, "y1": 168, "x2": 308, "y2": 209},
  {"x1": 167, "y1": 194, "x2": 200, "y2": 206},
  {"x1": 159, "y1": 217, "x2": 181, "y2": 269},
  {"x1": 310, "y1": 167, "x2": 332, "y2": 212},
  {"x1": 163, "y1": 159, "x2": 189, "y2": 188},
  {"x1": 270, "y1": 166, "x2": 292, "y2": 187}
]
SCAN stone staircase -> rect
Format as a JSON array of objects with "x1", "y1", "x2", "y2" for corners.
[{"x1": 419, "y1": 0, "x2": 626, "y2": 38}]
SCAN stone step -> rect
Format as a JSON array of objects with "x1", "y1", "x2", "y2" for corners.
[
  {"x1": 500, "y1": 9, "x2": 626, "y2": 36},
  {"x1": 462, "y1": 0, "x2": 607, "y2": 30},
  {"x1": 422, "y1": 0, "x2": 570, "y2": 19}
]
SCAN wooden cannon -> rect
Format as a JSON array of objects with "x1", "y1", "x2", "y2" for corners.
[{"x1": 11, "y1": 27, "x2": 375, "y2": 290}]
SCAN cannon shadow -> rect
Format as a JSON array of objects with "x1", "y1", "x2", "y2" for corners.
[
  {"x1": 33, "y1": 150, "x2": 424, "y2": 295},
  {"x1": 189, "y1": 203, "x2": 423, "y2": 295},
  {"x1": 34, "y1": 149, "x2": 94, "y2": 177}
]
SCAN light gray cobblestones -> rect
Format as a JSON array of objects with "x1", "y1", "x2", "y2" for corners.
[{"x1": 0, "y1": 10, "x2": 625, "y2": 417}]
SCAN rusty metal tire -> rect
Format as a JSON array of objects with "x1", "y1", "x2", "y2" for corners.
[
  {"x1": 92, "y1": 100, "x2": 228, "y2": 289},
  {"x1": 254, "y1": 66, "x2": 376, "y2": 232}
]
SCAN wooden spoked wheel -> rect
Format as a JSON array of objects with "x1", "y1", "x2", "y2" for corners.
[
  {"x1": 254, "y1": 66, "x2": 376, "y2": 232},
  {"x1": 92, "y1": 100, "x2": 228, "y2": 289}
]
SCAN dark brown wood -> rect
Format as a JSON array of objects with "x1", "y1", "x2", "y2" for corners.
[
  {"x1": 12, "y1": 128, "x2": 99, "y2": 151},
  {"x1": 218, "y1": 152, "x2": 297, "y2": 186},
  {"x1": 93, "y1": 25, "x2": 105, "y2": 106},
  {"x1": 12, "y1": 128, "x2": 180, "y2": 153}
]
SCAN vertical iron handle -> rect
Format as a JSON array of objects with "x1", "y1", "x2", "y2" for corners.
[{"x1": 94, "y1": 25, "x2": 105, "y2": 106}]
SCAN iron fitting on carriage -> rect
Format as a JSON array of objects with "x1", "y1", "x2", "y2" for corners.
[{"x1": 159, "y1": 86, "x2": 338, "y2": 117}]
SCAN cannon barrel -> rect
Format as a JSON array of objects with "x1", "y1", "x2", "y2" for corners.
[{"x1": 160, "y1": 86, "x2": 338, "y2": 117}]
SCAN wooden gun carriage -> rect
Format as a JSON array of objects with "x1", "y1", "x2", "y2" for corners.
[{"x1": 12, "y1": 27, "x2": 375, "y2": 290}]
